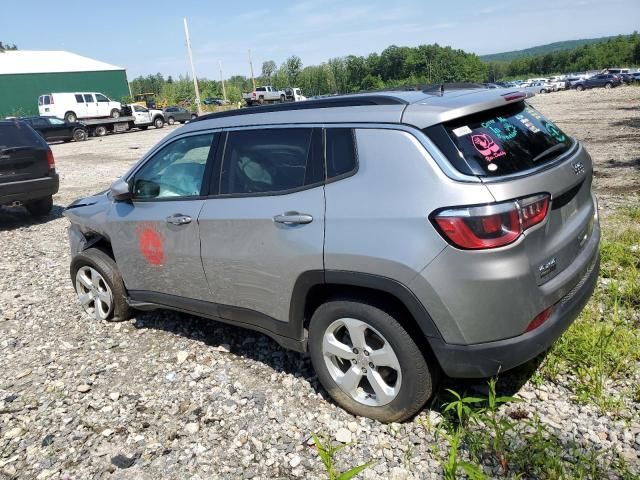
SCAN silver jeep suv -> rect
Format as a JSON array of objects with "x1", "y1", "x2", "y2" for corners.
[{"x1": 65, "y1": 86, "x2": 600, "y2": 422}]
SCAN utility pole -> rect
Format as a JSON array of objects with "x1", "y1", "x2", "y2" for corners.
[
  {"x1": 219, "y1": 60, "x2": 227, "y2": 102},
  {"x1": 248, "y1": 49, "x2": 256, "y2": 90},
  {"x1": 183, "y1": 17, "x2": 202, "y2": 115}
]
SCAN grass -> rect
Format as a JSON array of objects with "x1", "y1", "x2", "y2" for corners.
[
  {"x1": 434, "y1": 378, "x2": 637, "y2": 479},
  {"x1": 312, "y1": 434, "x2": 373, "y2": 480},
  {"x1": 540, "y1": 205, "x2": 640, "y2": 412}
]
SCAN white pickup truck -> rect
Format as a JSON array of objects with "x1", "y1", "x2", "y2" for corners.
[{"x1": 242, "y1": 86, "x2": 286, "y2": 106}]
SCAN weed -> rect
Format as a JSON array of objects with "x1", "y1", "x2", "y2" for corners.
[{"x1": 312, "y1": 434, "x2": 373, "y2": 480}]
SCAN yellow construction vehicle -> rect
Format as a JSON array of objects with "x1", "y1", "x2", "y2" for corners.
[{"x1": 133, "y1": 93, "x2": 168, "y2": 109}]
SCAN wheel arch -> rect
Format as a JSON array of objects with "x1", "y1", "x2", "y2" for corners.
[{"x1": 291, "y1": 270, "x2": 443, "y2": 356}]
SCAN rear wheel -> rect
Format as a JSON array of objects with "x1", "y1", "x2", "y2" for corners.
[
  {"x1": 70, "y1": 248, "x2": 132, "y2": 322},
  {"x1": 308, "y1": 299, "x2": 437, "y2": 423},
  {"x1": 280, "y1": 94, "x2": 286, "y2": 103},
  {"x1": 110, "y1": 109, "x2": 120, "y2": 118},
  {"x1": 64, "y1": 111, "x2": 77, "y2": 123},
  {"x1": 94, "y1": 125, "x2": 108, "y2": 137},
  {"x1": 167, "y1": 116, "x2": 175, "y2": 125},
  {"x1": 258, "y1": 96, "x2": 264, "y2": 105},
  {"x1": 25, "y1": 195, "x2": 53, "y2": 217},
  {"x1": 73, "y1": 128, "x2": 87, "y2": 142},
  {"x1": 604, "y1": 82, "x2": 613, "y2": 89}
]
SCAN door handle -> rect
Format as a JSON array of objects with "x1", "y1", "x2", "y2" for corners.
[
  {"x1": 166, "y1": 214, "x2": 192, "y2": 225},
  {"x1": 273, "y1": 212, "x2": 313, "y2": 225}
]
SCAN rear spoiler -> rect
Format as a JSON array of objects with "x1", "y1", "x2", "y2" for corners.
[{"x1": 402, "y1": 89, "x2": 534, "y2": 130}]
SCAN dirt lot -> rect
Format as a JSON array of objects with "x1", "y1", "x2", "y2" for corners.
[{"x1": 0, "y1": 89, "x2": 639, "y2": 479}]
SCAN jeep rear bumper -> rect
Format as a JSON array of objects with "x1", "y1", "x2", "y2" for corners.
[
  {"x1": 0, "y1": 174, "x2": 59, "y2": 205},
  {"x1": 429, "y1": 253, "x2": 599, "y2": 378}
]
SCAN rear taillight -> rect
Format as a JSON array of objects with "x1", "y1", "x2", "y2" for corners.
[
  {"x1": 432, "y1": 193, "x2": 550, "y2": 250},
  {"x1": 46, "y1": 149, "x2": 55, "y2": 170},
  {"x1": 526, "y1": 305, "x2": 554, "y2": 332}
]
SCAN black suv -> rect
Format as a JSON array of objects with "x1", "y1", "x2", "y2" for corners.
[
  {"x1": 572, "y1": 74, "x2": 622, "y2": 91},
  {"x1": 0, "y1": 120, "x2": 59, "y2": 216}
]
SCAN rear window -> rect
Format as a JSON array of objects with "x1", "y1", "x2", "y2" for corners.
[
  {"x1": 0, "y1": 122, "x2": 42, "y2": 148},
  {"x1": 425, "y1": 102, "x2": 572, "y2": 177}
]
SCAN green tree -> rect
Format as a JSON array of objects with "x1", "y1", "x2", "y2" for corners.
[
  {"x1": 0, "y1": 42, "x2": 18, "y2": 51},
  {"x1": 284, "y1": 55, "x2": 303, "y2": 86}
]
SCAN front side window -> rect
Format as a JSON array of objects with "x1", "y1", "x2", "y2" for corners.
[
  {"x1": 132, "y1": 133, "x2": 214, "y2": 200},
  {"x1": 326, "y1": 128, "x2": 357, "y2": 179},
  {"x1": 95, "y1": 93, "x2": 109, "y2": 102},
  {"x1": 220, "y1": 128, "x2": 322, "y2": 195}
]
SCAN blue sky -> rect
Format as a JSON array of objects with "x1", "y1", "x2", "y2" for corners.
[{"x1": 1, "y1": 0, "x2": 638, "y2": 80}]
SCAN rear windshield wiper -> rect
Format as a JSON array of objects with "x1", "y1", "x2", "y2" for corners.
[{"x1": 531, "y1": 143, "x2": 566, "y2": 163}]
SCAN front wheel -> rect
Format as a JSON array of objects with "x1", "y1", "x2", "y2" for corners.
[
  {"x1": 25, "y1": 195, "x2": 53, "y2": 217},
  {"x1": 308, "y1": 299, "x2": 437, "y2": 423},
  {"x1": 110, "y1": 109, "x2": 120, "y2": 118},
  {"x1": 576, "y1": 85, "x2": 584, "y2": 91},
  {"x1": 153, "y1": 117, "x2": 164, "y2": 128},
  {"x1": 70, "y1": 248, "x2": 132, "y2": 322}
]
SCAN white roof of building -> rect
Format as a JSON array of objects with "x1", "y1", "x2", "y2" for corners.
[{"x1": 0, "y1": 50, "x2": 124, "y2": 75}]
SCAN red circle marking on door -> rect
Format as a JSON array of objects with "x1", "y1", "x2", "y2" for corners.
[{"x1": 138, "y1": 225, "x2": 164, "y2": 266}]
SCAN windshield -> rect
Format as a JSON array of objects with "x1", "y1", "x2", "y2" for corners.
[{"x1": 425, "y1": 102, "x2": 572, "y2": 177}]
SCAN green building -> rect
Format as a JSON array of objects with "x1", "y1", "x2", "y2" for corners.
[{"x1": 0, "y1": 50, "x2": 129, "y2": 117}]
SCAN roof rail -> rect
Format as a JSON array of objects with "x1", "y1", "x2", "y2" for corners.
[
  {"x1": 190, "y1": 94, "x2": 408, "y2": 123},
  {"x1": 363, "y1": 83, "x2": 485, "y2": 95}
]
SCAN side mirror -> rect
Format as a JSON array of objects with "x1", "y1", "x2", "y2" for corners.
[{"x1": 110, "y1": 178, "x2": 132, "y2": 201}]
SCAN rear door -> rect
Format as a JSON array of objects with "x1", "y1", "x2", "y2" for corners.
[
  {"x1": 108, "y1": 132, "x2": 218, "y2": 301},
  {"x1": 83, "y1": 94, "x2": 99, "y2": 117},
  {"x1": 0, "y1": 122, "x2": 49, "y2": 184},
  {"x1": 198, "y1": 127, "x2": 325, "y2": 325},
  {"x1": 73, "y1": 94, "x2": 89, "y2": 119}
]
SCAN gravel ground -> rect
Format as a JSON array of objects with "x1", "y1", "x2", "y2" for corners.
[{"x1": 1, "y1": 89, "x2": 639, "y2": 479}]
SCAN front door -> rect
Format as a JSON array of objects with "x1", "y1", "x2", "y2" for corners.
[
  {"x1": 108, "y1": 132, "x2": 217, "y2": 301},
  {"x1": 198, "y1": 127, "x2": 325, "y2": 326}
]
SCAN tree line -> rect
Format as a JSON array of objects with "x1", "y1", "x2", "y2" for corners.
[
  {"x1": 0, "y1": 42, "x2": 18, "y2": 52},
  {"x1": 129, "y1": 33, "x2": 640, "y2": 105}
]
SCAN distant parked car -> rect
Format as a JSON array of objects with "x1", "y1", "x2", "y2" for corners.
[
  {"x1": 20, "y1": 116, "x2": 88, "y2": 143},
  {"x1": 163, "y1": 106, "x2": 198, "y2": 125},
  {"x1": 619, "y1": 73, "x2": 638, "y2": 84},
  {"x1": 571, "y1": 74, "x2": 622, "y2": 91},
  {"x1": 38, "y1": 92, "x2": 122, "y2": 123},
  {"x1": 203, "y1": 97, "x2": 228, "y2": 106},
  {"x1": 520, "y1": 81, "x2": 552, "y2": 94}
]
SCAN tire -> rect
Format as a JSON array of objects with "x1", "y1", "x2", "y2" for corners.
[
  {"x1": 258, "y1": 96, "x2": 264, "y2": 105},
  {"x1": 308, "y1": 299, "x2": 437, "y2": 423},
  {"x1": 70, "y1": 248, "x2": 132, "y2": 322},
  {"x1": 604, "y1": 82, "x2": 612, "y2": 89},
  {"x1": 191, "y1": 113, "x2": 197, "y2": 120},
  {"x1": 94, "y1": 125, "x2": 108, "y2": 137},
  {"x1": 73, "y1": 128, "x2": 87, "y2": 142},
  {"x1": 64, "y1": 111, "x2": 77, "y2": 123},
  {"x1": 576, "y1": 85, "x2": 584, "y2": 91},
  {"x1": 153, "y1": 117, "x2": 164, "y2": 128},
  {"x1": 540, "y1": 89, "x2": 547, "y2": 94},
  {"x1": 110, "y1": 109, "x2": 120, "y2": 118},
  {"x1": 25, "y1": 195, "x2": 53, "y2": 217},
  {"x1": 280, "y1": 94, "x2": 286, "y2": 103},
  {"x1": 167, "y1": 116, "x2": 175, "y2": 125}
]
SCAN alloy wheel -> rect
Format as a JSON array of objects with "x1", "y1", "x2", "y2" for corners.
[
  {"x1": 75, "y1": 266, "x2": 113, "y2": 320},
  {"x1": 322, "y1": 317, "x2": 402, "y2": 407}
]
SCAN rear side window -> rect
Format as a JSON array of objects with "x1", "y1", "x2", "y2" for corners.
[
  {"x1": 425, "y1": 102, "x2": 572, "y2": 177},
  {"x1": 0, "y1": 122, "x2": 41, "y2": 147},
  {"x1": 220, "y1": 128, "x2": 323, "y2": 195},
  {"x1": 326, "y1": 128, "x2": 357, "y2": 179}
]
